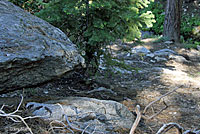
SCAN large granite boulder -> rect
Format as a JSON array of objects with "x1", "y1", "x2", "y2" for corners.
[{"x1": 0, "y1": 0, "x2": 85, "y2": 93}]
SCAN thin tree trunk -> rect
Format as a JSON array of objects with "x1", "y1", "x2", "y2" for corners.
[{"x1": 163, "y1": 0, "x2": 182, "y2": 43}]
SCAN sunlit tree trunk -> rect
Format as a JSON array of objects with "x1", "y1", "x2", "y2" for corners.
[{"x1": 163, "y1": 0, "x2": 183, "y2": 43}]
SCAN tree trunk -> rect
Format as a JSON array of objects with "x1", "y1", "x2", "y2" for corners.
[{"x1": 163, "y1": 0, "x2": 182, "y2": 43}]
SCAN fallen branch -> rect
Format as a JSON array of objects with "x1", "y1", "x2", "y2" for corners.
[
  {"x1": 142, "y1": 101, "x2": 168, "y2": 120},
  {"x1": 156, "y1": 122, "x2": 183, "y2": 134},
  {"x1": 143, "y1": 86, "x2": 181, "y2": 114},
  {"x1": 129, "y1": 105, "x2": 142, "y2": 134},
  {"x1": 129, "y1": 86, "x2": 183, "y2": 134},
  {"x1": 156, "y1": 122, "x2": 200, "y2": 134}
]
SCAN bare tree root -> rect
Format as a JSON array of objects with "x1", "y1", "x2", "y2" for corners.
[
  {"x1": 156, "y1": 122, "x2": 200, "y2": 134},
  {"x1": 0, "y1": 95, "x2": 44, "y2": 134},
  {"x1": 156, "y1": 122, "x2": 183, "y2": 134}
]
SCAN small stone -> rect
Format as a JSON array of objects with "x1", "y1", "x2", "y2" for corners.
[
  {"x1": 44, "y1": 91, "x2": 49, "y2": 94},
  {"x1": 127, "y1": 53, "x2": 131, "y2": 57},
  {"x1": 155, "y1": 56, "x2": 167, "y2": 62},
  {"x1": 150, "y1": 60, "x2": 156, "y2": 63},
  {"x1": 197, "y1": 45, "x2": 200, "y2": 51},
  {"x1": 169, "y1": 55, "x2": 188, "y2": 63},
  {"x1": 154, "y1": 49, "x2": 176, "y2": 56},
  {"x1": 164, "y1": 41, "x2": 174, "y2": 44},
  {"x1": 131, "y1": 46, "x2": 151, "y2": 54},
  {"x1": 146, "y1": 53, "x2": 155, "y2": 58}
]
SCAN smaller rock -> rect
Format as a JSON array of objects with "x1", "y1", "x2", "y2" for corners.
[
  {"x1": 155, "y1": 56, "x2": 167, "y2": 62},
  {"x1": 164, "y1": 41, "x2": 174, "y2": 45},
  {"x1": 197, "y1": 45, "x2": 200, "y2": 51},
  {"x1": 131, "y1": 46, "x2": 151, "y2": 54},
  {"x1": 146, "y1": 53, "x2": 155, "y2": 58},
  {"x1": 113, "y1": 66, "x2": 132, "y2": 74},
  {"x1": 169, "y1": 55, "x2": 188, "y2": 63},
  {"x1": 141, "y1": 31, "x2": 154, "y2": 39},
  {"x1": 150, "y1": 60, "x2": 156, "y2": 63},
  {"x1": 151, "y1": 67, "x2": 164, "y2": 72},
  {"x1": 127, "y1": 53, "x2": 131, "y2": 57},
  {"x1": 26, "y1": 97, "x2": 134, "y2": 134},
  {"x1": 154, "y1": 49, "x2": 177, "y2": 56}
]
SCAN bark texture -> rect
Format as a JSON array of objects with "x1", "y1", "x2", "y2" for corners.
[{"x1": 163, "y1": 0, "x2": 183, "y2": 43}]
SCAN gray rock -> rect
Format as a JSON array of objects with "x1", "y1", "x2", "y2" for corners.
[
  {"x1": 154, "y1": 49, "x2": 177, "y2": 56},
  {"x1": 141, "y1": 31, "x2": 154, "y2": 39},
  {"x1": 131, "y1": 46, "x2": 151, "y2": 54},
  {"x1": 0, "y1": 0, "x2": 85, "y2": 93},
  {"x1": 26, "y1": 97, "x2": 135, "y2": 133},
  {"x1": 155, "y1": 56, "x2": 167, "y2": 62},
  {"x1": 146, "y1": 53, "x2": 155, "y2": 58},
  {"x1": 197, "y1": 45, "x2": 200, "y2": 51},
  {"x1": 150, "y1": 59, "x2": 156, "y2": 63},
  {"x1": 164, "y1": 41, "x2": 174, "y2": 45},
  {"x1": 169, "y1": 55, "x2": 188, "y2": 63}
]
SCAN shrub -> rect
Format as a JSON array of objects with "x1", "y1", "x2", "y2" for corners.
[
  {"x1": 181, "y1": 15, "x2": 200, "y2": 40},
  {"x1": 35, "y1": 0, "x2": 155, "y2": 72},
  {"x1": 8, "y1": 0, "x2": 44, "y2": 13},
  {"x1": 141, "y1": 1, "x2": 165, "y2": 35}
]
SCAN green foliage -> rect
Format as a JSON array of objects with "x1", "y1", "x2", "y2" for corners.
[
  {"x1": 141, "y1": 1, "x2": 164, "y2": 35},
  {"x1": 102, "y1": 53, "x2": 139, "y2": 78},
  {"x1": 142, "y1": 1, "x2": 200, "y2": 49},
  {"x1": 181, "y1": 15, "x2": 200, "y2": 40},
  {"x1": 181, "y1": 18, "x2": 200, "y2": 49},
  {"x1": 8, "y1": 0, "x2": 45, "y2": 13},
  {"x1": 35, "y1": 0, "x2": 155, "y2": 72},
  {"x1": 104, "y1": 56, "x2": 139, "y2": 73},
  {"x1": 183, "y1": 39, "x2": 200, "y2": 49}
]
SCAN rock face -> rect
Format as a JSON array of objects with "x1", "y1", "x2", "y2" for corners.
[
  {"x1": 0, "y1": 0, "x2": 85, "y2": 93},
  {"x1": 26, "y1": 97, "x2": 134, "y2": 134}
]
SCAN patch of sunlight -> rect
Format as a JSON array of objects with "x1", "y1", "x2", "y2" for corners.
[
  {"x1": 160, "y1": 68, "x2": 200, "y2": 88},
  {"x1": 141, "y1": 38, "x2": 157, "y2": 43},
  {"x1": 141, "y1": 38, "x2": 158, "y2": 50}
]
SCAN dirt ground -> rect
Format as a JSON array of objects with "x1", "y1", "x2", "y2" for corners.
[{"x1": 0, "y1": 39, "x2": 200, "y2": 134}]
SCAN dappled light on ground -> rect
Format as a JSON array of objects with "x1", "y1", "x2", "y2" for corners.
[{"x1": 160, "y1": 61, "x2": 200, "y2": 88}]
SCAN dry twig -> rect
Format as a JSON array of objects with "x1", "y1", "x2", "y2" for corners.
[
  {"x1": 143, "y1": 86, "x2": 181, "y2": 114},
  {"x1": 0, "y1": 95, "x2": 34, "y2": 134},
  {"x1": 142, "y1": 101, "x2": 168, "y2": 120},
  {"x1": 129, "y1": 105, "x2": 142, "y2": 134},
  {"x1": 0, "y1": 95, "x2": 45, "y2": 134},
  {"x1": 156, "y1": 122, "x2": 183, "y2": 134},
  {"x1": 129, "y1": 86, "x2": 182, "y2": 134},
  {"x1": 156, "y1": 122, "x2": 200, "y2": 134}
]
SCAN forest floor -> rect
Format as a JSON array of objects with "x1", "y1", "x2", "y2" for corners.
[
  {"x1": 0, "y1": 38, "x2": 200, "y2": 134},
  {"x1": 1, "y1": 0, "x2": 200, "y2": 133}
]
